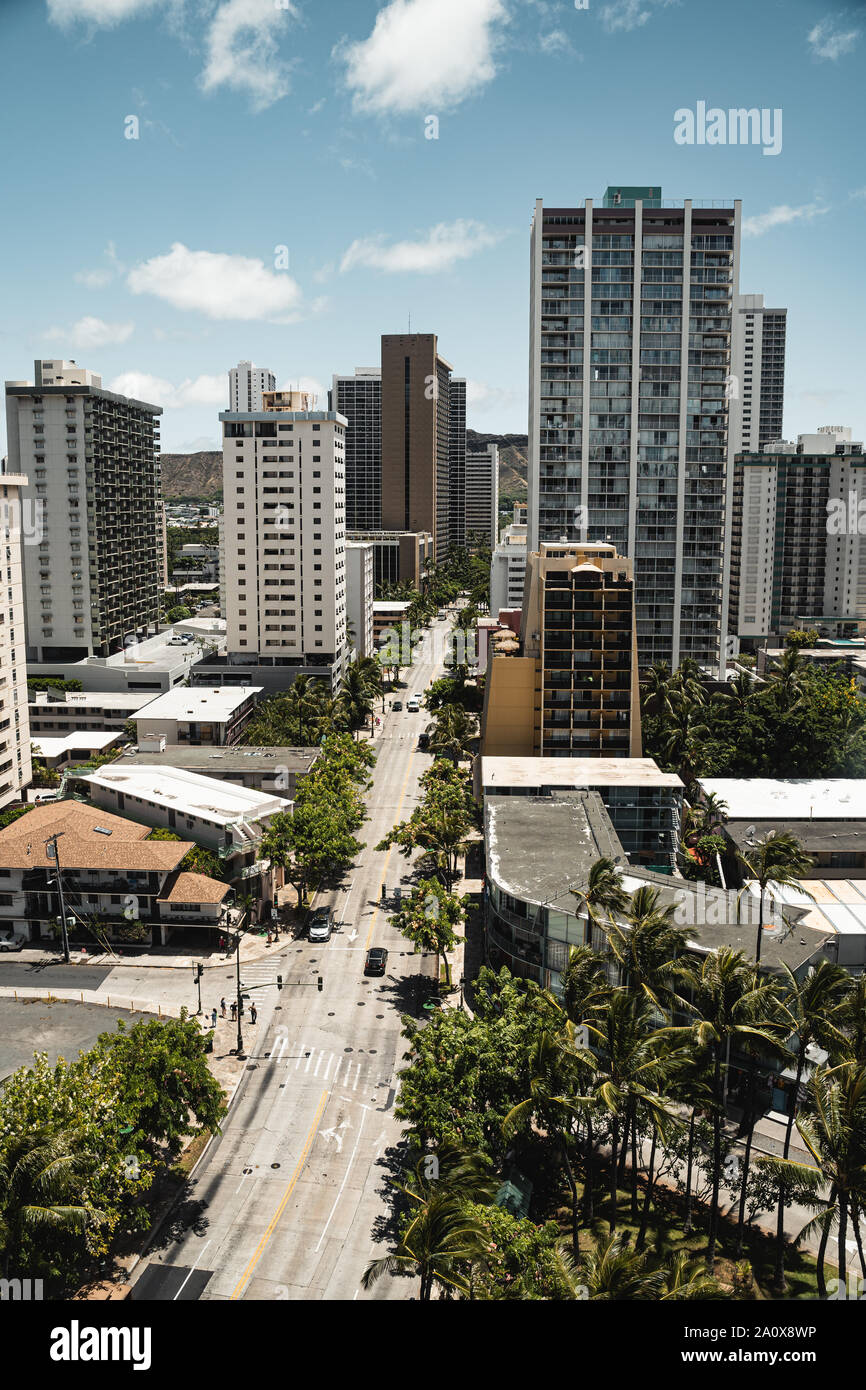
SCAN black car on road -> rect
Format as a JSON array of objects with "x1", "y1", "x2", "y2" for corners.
[{"x1": 364, "y1": 947, "x2": 388, "y2": 976}]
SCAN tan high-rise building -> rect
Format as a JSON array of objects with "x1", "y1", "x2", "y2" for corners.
[
  {"x1": 482, "y1": 541, "x2": 642, "y2": 758},
  {"x1": 381, "y1": 334, "x2": 457, "y2": 563}
]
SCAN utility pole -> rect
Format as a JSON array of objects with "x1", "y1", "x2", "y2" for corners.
[{"x1": 44, "y1": 833, "x2": 70, "y2": 963}]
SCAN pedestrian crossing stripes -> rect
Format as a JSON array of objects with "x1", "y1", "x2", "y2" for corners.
[
  {"x1": 262, "y1": 1039, "x2": 391, "y2": 1095},
  {"x1": 239, "y1": 964, "x2": 282, "y2": 987}
]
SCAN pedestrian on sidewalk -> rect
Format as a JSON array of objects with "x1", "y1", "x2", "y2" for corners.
[
  {"x1": 230, "y1": 1000, "x2": 237, "y2": 1021},
  {"x1": 250, "y1": 1002, "x2": 257, "y2": 1024},
  {"x1": 211, "y1": 1006, "x2": 218, "y2": 1028},
  {"x1": 219, "y1": 935, "x2": 226, "y2": 953},
  {"x1": 220, "y1": 997, "x2": 227, "y2": 1017}
]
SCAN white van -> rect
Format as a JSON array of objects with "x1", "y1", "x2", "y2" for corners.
[{"x1": 406, "y1": 698, "x2": 420, "y2": 713}]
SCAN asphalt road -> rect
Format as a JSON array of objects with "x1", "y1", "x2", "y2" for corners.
[{"x1": 129, "y1": 617, "x2": 453, "y2": 1302}]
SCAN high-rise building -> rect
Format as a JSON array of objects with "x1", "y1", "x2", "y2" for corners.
[
  {"x1": 5, "y1": 360, "x2": 163, "y2": 663},
  {"x1": 345, "y1": 540, "x2": 374, "y2": 658},
  {"x1": 219, "y1": 388, "x2": 348, "y2": 688},
  {"x1": 733, "y1": 294, "x2": 786, "y2": 451},
  {"x1": 229, "y1": 360, "x2": 276, "y2": 413},
  {"x1": 729, "y1": 427, "x2": 866, "y2": 641},
  {"x1": 528, "y1": 189, "x2": 742, "y2": 676},
  {"x1": 381, "y1": 333, "x2": 464, "y2": 564},
  {"x1": 482, "y1": 540, "x2": 642, "y2": 758},
  {"x1": 465, "y1": 441, "x2": 499, "y2": 551},
  {"x1": 490, "y1": 501, "x2": 527, "y2": 615},
  {"x1": 329, "y1": 369, "x2": 382, "y2": 531},
  {"x1": 0, "y1": 470, "x2": 33, "y2": 807},
  {"x1": 449, "y1": 378, "x2": 467, "y2": 551}
]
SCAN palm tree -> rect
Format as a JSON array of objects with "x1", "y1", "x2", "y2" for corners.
[
  {"x1": 427, "y1": 704, "x2": 478, "y2": 765},
  {"x1": 640, "y1": 660, "x2": 674, "y2": 715},
  {"x1": 0, "y1": 1130, "x2": 96, "y2": 1276},
  {"x1": 766, "y1": 645, "x2": 808, "y2": 709},
  {"x1": 561, "y1": 945, "x2": 611, "y2": 1226},
  {"x1": 661, "y1": 689, "x2": 711, "y2": 788},
  {"x1": 502, "y1": 1029, "x2": 587, "y2": 1261},
  {"x1": 569, "y1": 856, "x2": 629, "y2": 947},
  {"x1": 757, "y1": 1062, "x2": 866, "y2": 1298},
  {"x1": 764, "y1": 960, "x2": 853, "y2": 1290},
  {"x1": 838, "y1": 975, "x2": 866, "y2": 1063},
  {"x1": 555, "y1": 1232, "x2": 725, "y2": 1300},
  {"x1": 605, "y1": 884, "x2": 691, "y2": 1013},
  {"x1": 584, "y1": 991, "x2": 679, "y2": 1235},
  {"x1": 361, "y1": 1146, "x2": 495, "y2": 1300},
  {"x1": 337, "y1": 664, "x2": 376, "y2": 737},
  {"x1": 716, "y1": 669, "x2": 754, "y2": 714},
  {"x1": 665, "y1": 949, "x2": 786, "y2": 1269},
  {"x1": 736, "y1": 830, "x2": 815, "y2": 966}
]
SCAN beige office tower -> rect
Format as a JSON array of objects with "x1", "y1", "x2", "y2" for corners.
[
  {"x1": 219, "y1": 389, "x2": 347, "y2": 687},
  {"x1": 0, "y1": 471, "x2": 33, "y2": 806},
  {"x1": 381, "y1": 334, "x2": 457, "y2": 564},
  {"x1": 482, "y1": 540, "x2": 642, "y2": 758}
]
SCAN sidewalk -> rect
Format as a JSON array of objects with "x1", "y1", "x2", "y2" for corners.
[{"x1": 8, "y1": 930, "x2": 298, "y2": 972}]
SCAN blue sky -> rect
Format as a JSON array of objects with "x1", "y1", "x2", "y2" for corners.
[{"x1": 1, "y1": 0, "x2": 864, "y2": 451}]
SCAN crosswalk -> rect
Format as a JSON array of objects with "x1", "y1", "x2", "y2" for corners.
[
  {"x1": 238, "y1": 964, "x2": 282, "y2": 988},
  {"x1": 261, "y1": 1038, "x2": 392, "y2": 1096}
]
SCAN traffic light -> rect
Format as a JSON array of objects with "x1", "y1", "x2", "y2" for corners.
[
  {"x1": 276, "y1": 974, "x2": 283, "y2": 991},
  {"x1": 317, "y1": 976, "x2": 323, "y2": 992},
  {"x1": 195, "y1": 963, "x2": 203, "y2": 981}
]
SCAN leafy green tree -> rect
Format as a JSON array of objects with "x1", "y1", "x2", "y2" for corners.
[
  {"x1": 165, "y1": 605, "x2": 192, "y2": 622},
  {"x1": 467, "y1": 1205, "x2": 572, "y2": 1299},
  {"x1": 389, "y1": 878, "x2": 467, "y2": 989},
  {"x1": 91, "y1": 1014, "x2": 226, "y2": 1158},
  {"x1": 0, "y1": 1130, "x2": 96, "y2": 1281}
]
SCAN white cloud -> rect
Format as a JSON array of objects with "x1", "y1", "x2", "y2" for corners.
[
  {"x1": 74, "y1": 241, "x2": 125, "y2": 289},
  {"x1": 850, "y1": 187, "x2": 866, "y2": 201},
  {"x1": 127, "y1": 242, "x2": 303, "y2": 320},
  {"x1": 340, "y1": 220, "x2": 501, "y2": 274},
  {"x1": 539, "y1": 29, "x2": 573, "y2": 55},
  {"x1": 199, "y1": 0, "x2": 298, "y2": 111},
  {"x1": 466, "y1": 379, "x2": 520, "y2": 416},
  {"x1": 807, "y1": 18, "x2": 860, "y2": 61},
  {"x1": 337, "y1": 0, "x2": 509, "y2": 115},
  {"x1": 108, "y1": 371, "x2": 226, "y2": 408},
  {"x1": 43, "y1": 316, "x2": 135, "y2": 349},
  {"x1": 742, "y1": 202, "x2": 831, "y2": 237},
  {"x1": 599, "y1": 0, "x2": 677, "y2": 33},
  {"x1": 47, "y1": 0, "x2": 167, "y2": 24}
]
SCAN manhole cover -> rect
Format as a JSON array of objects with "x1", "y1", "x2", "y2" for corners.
[
  {"x1": 344, "y1": 1047, "x2": 353, "y2": 1052},
  {"x1": 376, "y1": 1014, "x2": 384, "y2": 1019},
  {"x1": 328, "y1": 1011, "x2": 335, "y2": 1017},
  {"x1": 271, "y1": 1163, "x2": 280, "y2": 1169},
  {"x1": 357, "y1": 1001, "x2": 365, "y2": 1006},
  {"x1": 369, "y1": 1049, "x2": 377, "y2": 1054},
  {"x1": 246, "y1": 1064, "x2": 258, "y2": 1071}
]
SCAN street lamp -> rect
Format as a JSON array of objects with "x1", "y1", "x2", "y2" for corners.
[{"x1": 233, "y1": 901, "x2": 257, "y2": 1060}]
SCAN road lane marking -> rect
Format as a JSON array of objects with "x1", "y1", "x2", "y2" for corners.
[
  {"x1": 365, "y1": 745, "x2": 417, "y2": 949},
  {"x1": 314, "y1": 1050, "x2": 324, "y2": 1077},
  {"x1": 295, "y1": 1046, "x2": 306, "y2": 1070},
  {"x1": 314, "y1": 1106, "x2": 367, "y2": 1253},
  {"x1": 173, "y1": 1240, "x2": 212, "y2": 1300},
  {"x1": 230, "y1": 1089, "x2": 330, "y2": 1301},
  {"x1": 332, "y1": 1057, "x2": 342, "y2": 1085}
]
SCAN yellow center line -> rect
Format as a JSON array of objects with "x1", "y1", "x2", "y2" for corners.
[
  {"x1": 365, "y1": 744, "x2": 417, "y2": 949},
  {"x1": 230, "y1": 1087, "x2": 330, "y2": 1301}
]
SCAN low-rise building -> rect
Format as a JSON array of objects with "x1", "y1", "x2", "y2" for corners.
[
  {"x1": 478, "y1": 755, "x2": 683, "y2": 872},
  {"x1": 31, "y1": 731, "x2": 123, "y2": 773},
  {"x1": 28, "y1": 689, "x2": 157, "y2": 735},
  {"x1": 117, "y1": 745, "x2": 318, "y2": 799},
  {"x1": 699, "y1": 777, "x2": 866, "y2": 880},
  {"x1": 490, "y1": 505, "x2": 527, "y2": 616},
  {"x1": 0, "y1": 800, "x2": 232, "y2": 948},
  {"x1": 76, "y1": 763, "x2": 291, "y2": 908},
  {"x1": 133, "y1": 685, "x2": 262, "y2": 747}
]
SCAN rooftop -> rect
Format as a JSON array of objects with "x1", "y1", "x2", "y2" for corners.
[
  {"x1": 486, "y1": 793, "x2": 626, "y2": 904},
  {"x1": 118, "y1": 746, "x2": 318, "y2": 775},
  {"x1": 157, "y1": 871, "x2": 232, "y2": 905},
  {"x1": 0, "y1": 802, "x2": 193, "y2": 872},
  {"x1": 32, "y1": 732, "x2": 121, "y2": 758},
  {"x1": 725, "y1": 819, "x2": 866, "y2": 854},
  {"x1": 700, "y1": 778, "x2": 866, "y2": 820},
  {"x1": 482, "y1": 756, "x2": 682, "y2": 791},
  {"x1": 135, "y1": 686, "x2": 263, "y2": 723},
  {"x1": 79, "y1": 764, "x2": 291, "y2": 826},
  {"x1": 29, "y1": 691, "x2": 158, "y2": 711}
]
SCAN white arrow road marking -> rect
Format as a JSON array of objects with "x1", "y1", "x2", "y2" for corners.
[
  {"x1": 319, "y1": 1117, "x2": 352, "y2": 1153},
  {"x1": 314, "y1": 1108, "x2": 367, "y2": 1253}
]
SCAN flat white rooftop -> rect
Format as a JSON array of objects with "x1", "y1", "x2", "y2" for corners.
[
  {"x1": 745, "y1": 879, "x2": 866, "y2": 938},
  {"x1": 700, "y1": 778, "x2": 866, "y2": 820},
  {"x1": 80, "y1": 763, "x2": 290, "y2": 826},
  {"x1": 135, "y1": 686, "x2": 262, "y2": 723},
  {"x1": 481, "y1": 757, "x2": 682, "y2": 790},
  {"x1": 30, "y1": 691, "x2": 158, "y2": 710},
  {"x1": 32, "y1": 731, "x2": 120, "y2": 757}
]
